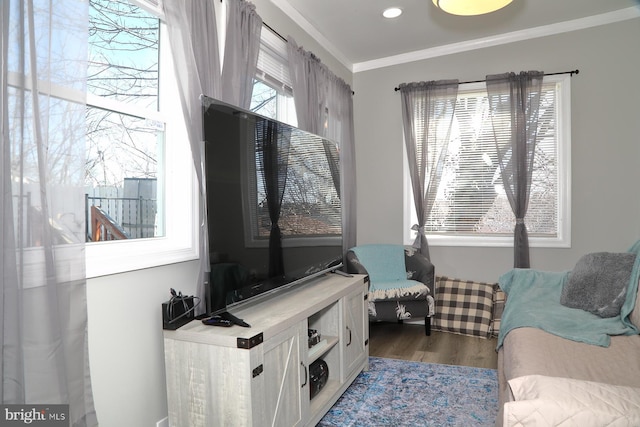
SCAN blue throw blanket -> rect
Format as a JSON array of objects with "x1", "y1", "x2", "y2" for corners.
[
  {"x1": 351, "y1": 245, "x2": 429, "y2": 300},
  {"x1": 496, "y1": 254, "x2": 640, "y2": 350}
]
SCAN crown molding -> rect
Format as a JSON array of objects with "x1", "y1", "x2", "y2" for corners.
[
  {"x1": 269, "y1": 0, "x2": 352, "y2": 72},
  {"x1": 352, "y1": 7, "x2": 640, "y2": 73}
]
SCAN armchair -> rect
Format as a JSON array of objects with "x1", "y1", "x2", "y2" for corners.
[{"x1": 345, "y1": 244, "x2": 435, "y2": 335}]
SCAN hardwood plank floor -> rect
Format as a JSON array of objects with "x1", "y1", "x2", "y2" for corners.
[{"x1": 368, "y1": 322, "x2": 499, "y2": 369}]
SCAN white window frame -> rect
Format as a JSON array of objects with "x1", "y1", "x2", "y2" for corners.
[
  {"x1": 86, "y1": 6, "x2": 198, "y2": 278},
  {"x1": 403, "y1": 74, "x2": 572, "y2": 248}
]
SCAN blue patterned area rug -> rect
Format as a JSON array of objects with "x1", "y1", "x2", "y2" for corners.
[{"x1": 318, "y1": 357, "x2": 498, "y2": 427}]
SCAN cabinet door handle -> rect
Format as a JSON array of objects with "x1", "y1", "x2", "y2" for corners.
[
  {"x1": 301, "y1": 362, "x2": 308, "y2": 388},
  {"x1": 346, "y1": 326, "x2": 352, "y2": 346}
]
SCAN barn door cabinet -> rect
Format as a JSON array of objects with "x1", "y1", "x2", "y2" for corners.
[{"x1": 163, "y1": 273, "x2": 369, "y2": 427}]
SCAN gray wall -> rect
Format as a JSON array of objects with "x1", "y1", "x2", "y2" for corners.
[{"x1": 353, "y1": 18, "x2": 640, "y2": 283}]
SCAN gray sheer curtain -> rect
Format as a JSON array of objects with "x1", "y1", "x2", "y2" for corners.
[
  {"x1": 286, "y1": 37, "x2": 357, "y2": 253},
  {"x1": 286, "y1": 38, "x2": 327, "y2": 134},
  {"x1": 399, "y1": 80, "x2": 459, "y2": 258},
  {"x1": 165, "y1": 0, "x2": 261, "y2": 311},
  {"x1": 327, "y1": 75, "x2": 357, "y2": 253},
  {"x1": 164, "y1": 0, "x2": 222, "y2": 314},
  {"x1": 221, "y1": 0, "x2": 262, "y2": 108},
  {"x1": 2, "y1": 1, "x2": 97, "y2": 425},
  {"x1": 486, "y1": 71, "x2": 544, "y2": 268},
  {"x1": 255, "y1": 119, "x2": 291, "y2": 276}
]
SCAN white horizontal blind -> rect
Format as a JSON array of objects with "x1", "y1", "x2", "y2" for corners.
[
  {"x1": 280, "y1": 133, "x2": 341, "y2": 238},
  {"x1": 256, "y1": 27, "x2": 293, "y2": 94},
  {"x1": 250, "y1": 127, "x2": 341, "y2": 241},
  {"x1": 425, "y1": 81, "x2": 558, "y2": 237}
]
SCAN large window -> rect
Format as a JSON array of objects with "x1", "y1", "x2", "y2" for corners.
[
  {"x1": 86, "y1": 0, "x2": 197, "y2": 276},
  {"x1": 405, "y1": 75, "x2": 571, "y2": 247},
  {"x1": 86, "y1": 0, "x2": 164, "y2": 242}
]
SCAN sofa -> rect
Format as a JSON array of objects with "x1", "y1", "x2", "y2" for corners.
[{"x1": 496, "y1": 247, "x2": 640, "y2": 426}]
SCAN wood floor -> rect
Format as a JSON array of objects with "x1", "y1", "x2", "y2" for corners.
[{"x1": 368, "y1": 322, "x2": 499, "y2": 369}]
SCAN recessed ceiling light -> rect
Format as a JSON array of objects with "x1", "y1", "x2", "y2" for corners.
[{"x1": 382, "y1": 7, "x2": 402, "y2": 19}]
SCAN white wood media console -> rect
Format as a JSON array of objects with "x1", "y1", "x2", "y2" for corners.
[{"x1": 163, "y1": 273, "x2": 369, "y2": 427}]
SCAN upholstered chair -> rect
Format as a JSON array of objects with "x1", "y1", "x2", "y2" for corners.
[{"x1": 345, "y1": 244, "x2": 435, "y2": 335}]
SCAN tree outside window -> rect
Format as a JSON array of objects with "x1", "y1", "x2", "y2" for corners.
[
  {"x1": 406, "y1": 77, "x2": 570, "y2": 247},
  {"x1": 85, "y1": 0, "x2": 164, "y2": 242}
]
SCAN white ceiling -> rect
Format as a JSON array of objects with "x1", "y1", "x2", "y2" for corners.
[{"x1": 271, "y1": 0, "x2": 640, "y2": 72}]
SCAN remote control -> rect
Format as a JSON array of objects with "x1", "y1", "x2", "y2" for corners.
[{"x1": 202, "y1": 316, "x2": 233, "y2": 327}]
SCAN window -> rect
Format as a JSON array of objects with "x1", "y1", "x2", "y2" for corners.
[
  {"x1": 245, "y1": 26, "x2": 341, "y2": 247},
  {"x1": 87, "y1": 0, "x2": 164, "y2": 242},
  {"x1": 252, "y1": 27, "x2": 297, "y2": 125},
  {"x1": 86, "y1": 0, "x2": 197, "y2": 277},
  {"x1": 404, "y1": 75, "x2": 571, "y2": 247}
]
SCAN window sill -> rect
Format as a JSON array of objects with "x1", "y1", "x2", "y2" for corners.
[
  {"x1": 404, "y1": 234, "x2": 571, "y2": 249},
  {"x1": 86, "y1": 236, "x2": 198, "y2": 279}
]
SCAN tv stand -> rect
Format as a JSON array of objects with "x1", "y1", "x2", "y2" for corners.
[
  {"x1": 218, "y1": 311, "x2": 251, "y2": 327},
  {"x1": 163, "y1": 273, "x2": 369, "y2": 427}
]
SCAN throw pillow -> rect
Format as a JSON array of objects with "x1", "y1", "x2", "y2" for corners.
[
  {"x1": 433, "y1": 276, "x2": 494, "y2": 338},
  {"x1": 560, "y1": 252, "x2": 636, "y2": 318},
  {"x1": 490, "y1": 285, "x2": 506, "y2": 338}
]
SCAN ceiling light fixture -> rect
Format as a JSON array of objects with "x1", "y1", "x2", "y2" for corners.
[
  {"x1": 432, "y1": 0, "x2": 512, "y2": 16},
  {"x1": 382, "y1": 7, "x2": 403, "y2": 19}
]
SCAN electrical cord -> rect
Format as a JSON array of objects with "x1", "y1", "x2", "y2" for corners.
[{"x1": 166, "y1": 288, "x2": 201, "y2": 324}]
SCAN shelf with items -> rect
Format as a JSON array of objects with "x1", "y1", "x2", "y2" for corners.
[{"x1": 308, "y1": 335, "x2": 338, "y2": 362}]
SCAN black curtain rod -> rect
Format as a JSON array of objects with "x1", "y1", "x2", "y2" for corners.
[
  {"x1": 393, "y1": 69, "x2": 579, "y2": 91},
  {"x1": 262, "y1": 22, "x2": 355, "y2": 96},
  {"x1": 264, "y1": 22, "x2": 287, "y2": 42},
  {"x1": 220, "y1": 1, "x2": 355, "y2": 95},
  {"x1": 220, "y1": 0, "x2": 288, "y2": 43}
]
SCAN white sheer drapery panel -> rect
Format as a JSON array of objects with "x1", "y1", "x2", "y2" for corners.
[
  {"x1": 286, "y1": 37, "x2": 356, "y2": 253},
  {"x1": 1, "y1": 0, "x2": 97, "y2": 425},
  {"x1": 221, "y1": 0, "x2": 262, "y2": 109},
  {"x1": 1, "y1": 0, "x2": 22, "y2": 406},
  {"x1": 164, "y1": 0, "x2": 222, "y2": 313}
]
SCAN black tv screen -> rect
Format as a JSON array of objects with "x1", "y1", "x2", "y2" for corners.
[{"x1": 201, "y1": 96, "x2": 343, "y2": 317}]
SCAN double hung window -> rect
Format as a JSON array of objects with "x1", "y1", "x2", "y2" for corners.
[
  {"x1": 86, "y1": 0, "x2": 197, "y2": 277},
  {"x1": 404, "y1": 75, "x2": 571, "y2": 247},
  {"x1": 87, "y1": 0, "x2": 164, "y2": 241}
]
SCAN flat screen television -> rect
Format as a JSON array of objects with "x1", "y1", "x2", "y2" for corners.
[{"x1": 201, "y1": 95, "x2": 344, "y2": 324}]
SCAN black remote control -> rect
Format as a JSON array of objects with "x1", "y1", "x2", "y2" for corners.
[{"x1": 202, "y1": 316, "x2": 232, "y2": 327}]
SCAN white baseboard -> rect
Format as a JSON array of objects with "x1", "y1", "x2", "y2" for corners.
[{"x1": 156, "y1": 416, "x2": 168, "y2": 427}]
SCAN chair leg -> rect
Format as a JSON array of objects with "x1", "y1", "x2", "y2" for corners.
[{"x1": 424, "y1": 315, "x2": 431, "y2": 336}]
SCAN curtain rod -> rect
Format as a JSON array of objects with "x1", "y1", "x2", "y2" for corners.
[
  {"x1": 263, "y1": 22, "x2": 356, "y2": 95},
  {"x1": 264, "y1": 22, "x2": 287, "y2": 42},
  {"x1": 393, "y1": 69, "x2": 579, "y2": 91}
]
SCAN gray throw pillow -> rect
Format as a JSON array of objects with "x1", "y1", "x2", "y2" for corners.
[{"x1": 560, "y1": 252, "x2": 636, "y2": 318}]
